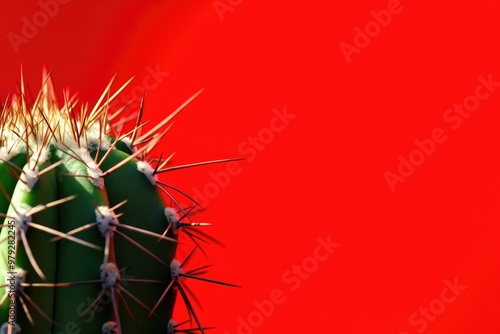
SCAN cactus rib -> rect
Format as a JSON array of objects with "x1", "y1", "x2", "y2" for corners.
[{"x1": 0, "y1": 71, "x2": 239, "y2": 333}]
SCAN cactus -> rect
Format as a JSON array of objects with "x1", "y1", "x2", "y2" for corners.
[{"x1": 0, "y1": 72, "x2": 239, "y2": 333}]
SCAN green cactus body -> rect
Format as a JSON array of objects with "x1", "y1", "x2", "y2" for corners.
[{"x1": 0, "y1": 73, "x2": 238, "y2": 333}]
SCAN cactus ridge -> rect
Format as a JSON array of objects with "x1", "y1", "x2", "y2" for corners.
[{"x1": 0, "y1": 72, "x2": 239, "y2": 333}]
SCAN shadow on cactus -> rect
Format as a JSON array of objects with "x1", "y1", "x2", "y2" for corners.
[{"x1": 0, "y1": 71, "x2": 241, "y2": 333}]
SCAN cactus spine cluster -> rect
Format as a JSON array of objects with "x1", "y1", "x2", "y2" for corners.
[{"x1": 0, "y1": 72, "x2": 238, "y2": 333}]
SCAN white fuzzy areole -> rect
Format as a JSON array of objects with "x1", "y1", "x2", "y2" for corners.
[
  {"x1": 96, "y1": 206, "x2": 119, "y2": 236},
  {"x1": 170, "y1": 259, "x2": 183, "y2": 279},
  {"x1": 101, "y1": 321, "x2": 118, "y2": 334},
  {"x1": 167, "y1": 319, "x2": 177, "y2": 334},
  {"x1": 0, "y1": 147, "x2": 14, "y2": 163},
  {"x1": 76, "y1": 147, "x2": 105, "y2": 189},
  {"x1": 13, "y1": 204, "x2": 32, "y2": 236},
  {"x1": 164, "y1": 207, "x2": 180, "y2": 234},
  {"x1": 137, "y1": 160, "x2": 158, "y2": 185},
  {"x1": 100, "y1": 262, "x2": 120, "y2": 288},
  {"x1": 20, "y1": 164, "x2": 39, "y2": 191},
  {"x1": 86, "y1": 160, "x2": 104, "y2": 189},
  {"x1": 87, "y1": 122, "x2": 111, "y2": 151},
  {"x1": 0, "y1": 139, "x2": 23, "y2": 162},
  {"x1": 31, "y1": 146, "x2": 50, "y2": 165}
]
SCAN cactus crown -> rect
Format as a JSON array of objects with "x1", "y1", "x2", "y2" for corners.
[{"x1": 0, "y1": 72, "x2": 239, "y2": 333}]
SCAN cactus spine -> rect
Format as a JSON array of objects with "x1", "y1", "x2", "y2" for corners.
[{"x1": 0, "y1": 72, "x2": 238, "y2": 333}]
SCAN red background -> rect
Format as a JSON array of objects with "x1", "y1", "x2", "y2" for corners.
[{"x1": 0, "y1": 0, "x2": 498, "y2": 333}]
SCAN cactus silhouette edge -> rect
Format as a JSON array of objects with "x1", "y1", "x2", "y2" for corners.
[{"x1": 0, "y1": 70, "x2": 240, "y2": 334}]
